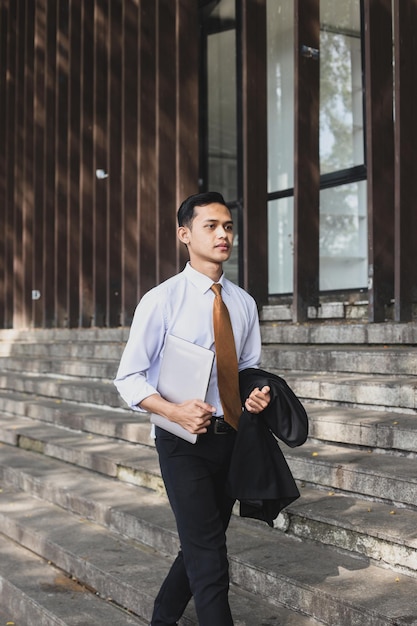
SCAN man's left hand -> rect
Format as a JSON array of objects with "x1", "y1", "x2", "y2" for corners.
[{"x1": 244, "y1": 385, "x2": 271, "y2": 414}]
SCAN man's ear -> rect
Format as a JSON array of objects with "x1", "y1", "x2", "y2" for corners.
[{"x1": 177, "y1": 226, "x2": 190, "y2": 245}]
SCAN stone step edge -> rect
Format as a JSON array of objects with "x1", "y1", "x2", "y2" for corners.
[
  {"x1": 0, "y1": 488, "x2": 323, "y2": 626},
  {"x1": 0, "y1": 481, "x2": 413, "y2": 626},
  {"x1": 2, "y1": 368, "x2": 417, "y2": 417},
  {"x1": 260, "y1": 322, "x2": 417, "y2": 345},
  {"x1": 0, "y1": 533, "x2": 146, "y2": 626},
  {"x1": 0, "y1": 437, "x2": 416, "y2": 581},
  {"x1": 2, "y1": 413, "x2": 417, "y2": 507},
  {"x1": 3, "y1": 321, "x2": 417, "y2": 344},
  {"x1": 2, "y1": 391, "x2": 417, "y2": 456}
]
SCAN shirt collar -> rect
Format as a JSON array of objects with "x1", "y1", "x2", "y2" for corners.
[{"x1": 183, "y1": 262, "x2": 229, "y2": 295}]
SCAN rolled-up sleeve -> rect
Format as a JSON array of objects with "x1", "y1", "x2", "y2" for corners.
[{"x1": 114, "y1": 290, "x2": 166, "y2": 411}]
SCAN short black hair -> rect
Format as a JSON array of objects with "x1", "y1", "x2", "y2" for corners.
[{"x1": 177, "y1": 191, "x2": 228, "y2": 227}]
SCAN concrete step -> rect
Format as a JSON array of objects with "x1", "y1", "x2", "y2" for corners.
[
  {"x1": 0, "y1": 372, "x2": 121, "y2": 408},
  {"x1": 280, "y1": 370, "x2": 417, "y2": 412},
  {"x1": 0, "y1": 486, "x2": 321, "y2": 626},
  {"x1": 4, "y1": 343, "x2": 417, "y2": 381},
  {"x1": 306, "y1": 403, "x2": 417, "y2": 452},
  {"x1": 1, "y1": 363, "x2": 417, "y2": 421},
  {"x1": 0, "y1": 341, "x2": 123, "y2": 362},
  {"x1": 0, "y1": 534, "x2": 146, "y2": 626},
  {"x1": 262, "y1": 344, "x2": 417, "y2": 376},
  {"x1": 0, "y1": 391, "x2": 151, "y2": 446},
  {"x1": 1, "y1": 414, "x2": 417, "y2": 577},
  {"x1": 1, "y1": 411, "x2": 417, "y2": 508},
  {"x1": 0, "y1": 328, "x2": 129, "y2": 344},
  {"x1": 285, "y1": 440, "x2": 417, "y2": 508},
  {"x1": 261, "y1": 321, "x2": 417, "y2": 345},
  {"x1": 2, "y1": 389, "x2": 417, "y2": 455},
  {"x1": 0, "y1": 447, "x2": 416, "y2": 626},
  {"x1": 1, "y1": 355, "x2": 118, "y2": 379}
]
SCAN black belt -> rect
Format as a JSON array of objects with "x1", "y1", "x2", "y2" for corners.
[{"x1": 207, "y1": 416, "x2": 235, "y2": 435}]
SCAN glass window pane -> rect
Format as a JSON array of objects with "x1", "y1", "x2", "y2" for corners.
[
  {"x1": 320, "y1": 0, "x2": 364, "y2": 173},
  {"x1": 207, "y1": 26, "x2": 237, "y2": 199},
  {"x1": 267, "y1": 1, "x2": 294, "y2": 192},
  {"x1": 319, "y1": 180, "x2": 367, "y2": 290},
  {"x1": 268, "y1": 197, "x2": 294, "y2": 294}
]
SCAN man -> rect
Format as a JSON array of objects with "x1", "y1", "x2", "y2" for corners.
[{"x1": 114, "y1": 191, "x2": 270, "y2": 626}]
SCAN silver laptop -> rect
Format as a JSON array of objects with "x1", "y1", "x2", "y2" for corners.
[{"x1": 150, "y1": 335, "x2": 215, "y2": 443}]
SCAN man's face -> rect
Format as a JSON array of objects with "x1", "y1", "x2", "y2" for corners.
[{"x1": 178, "y1": 203, "x2": 234, "y2": 267}]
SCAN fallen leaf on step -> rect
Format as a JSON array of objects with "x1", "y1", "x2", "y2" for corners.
[
  {"x1": 390, "y1": 510, "x2": 396, "y2": 515},
  {"x1": 395, "y1": 577, "x2": 400, "y2": 583},
  {"x1": 312, "y1": 452, "x2": 318, "y2": 457}
]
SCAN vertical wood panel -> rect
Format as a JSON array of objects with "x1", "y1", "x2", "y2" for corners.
[
  {"x1": 13, "y1": 0, "x2": 26, "y2": 327},
  {"x1": 176, "y1": 0, "x2": 199, "y2": 271},
  {"x1": 55, "y1": 0, "x2": 69, "y2": 326},
  {"x1": 23, "y1": 0, "x2": 35, "y2": 326},
  {"x1": 93, "y1": 0, "x2": 108, "y2": 327},
  {"x1": 0, "y1": 1, "x2": 7, "y2": 327},
  {"x1": 5, "y1": 0, "x2": 17, "y2": 328},
  {"x1": 240, "y1": 0, "x2": 268, "y2": 307},
  {"x1": 364, "y1": 0, "x2": 394, "y2": 323},
  {"x1": 80, "y1": 0, "x2": 95, "y2": 326},
  {"x1": 121, "y1": 0, "x2": 139, "y2": 325},
  {"x1": 157, "y1": 0, "x2": 177, "y2": 284},
  {"x1": 43, "y1": 0, "x2": 57, "y2": 326},
  {"x1": 33, "y1": 0, "x2": 46, "y2": 327},
  {"x1": 67, "y1": 0, "x2": 82, "y2": 327},
  {"x1": 293, "y1": 0, "x2": 320, "y2": 322},
  {"x1": 393, "y1": 0, "x2": 417, "y2": 321},
  {"x1": 138, "y1": 0, "x2": 157, "y2": 296},
  {"x1": 108, "y1": 0, "x2": 123, "y2": 326}
]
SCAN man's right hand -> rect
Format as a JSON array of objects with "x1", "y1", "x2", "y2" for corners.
[{"x1": 139, "y1": 394, "x2": 215, "y2": 434}]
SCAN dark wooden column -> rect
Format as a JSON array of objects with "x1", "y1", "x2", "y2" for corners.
[
  {"x1": 107, "y1": 0, "x2": 123, "y2": 327},
  {"x1": 240, "y1": 0, "x2": 268, "y2": 307},
  {"x1": 55, "y1": 0, "x2": 69, "y2": 327},
  {"x1": 293, "y1": 0, "x2": 320, "y2": 322},
  {"x1": 157, "y1": 0, "x2": 177, "y2": 284},
  {"x1": 120, "y1": 0, "x2": 139, "y2": 326},
  {"x1": 176, "y1": 0, "x2": 199, "y2": 271},
  {"x1": 0, "y1": 1, "x2": 7, "y2": 328},
  {"x1": 393, "y1": 0, "x2": 417, "y2": 321},
  {"x1": 4, "y1": 0, "x2": 17, "y2": 328},
  {"x1": 138, "y1": 0, "x2": 157, "y2": 298},
  {"x1": 364, "y1": 0, "x2": 394, "y2": 322},
  {"x1": 12, "y1": 0, "x2": 25, "y2": 327},
  {"x1": 32, "y1": 0, "x2": 46, "y2": 328},
  {"x1": 22, "y1": 0, "x2": 35, "y2": 328},
  {"x1": 67, "y1": 0, "x2": 82, "y2": 328},
  {"x1": 79, "y1": 0, "x2": 95, "y2": 327}
]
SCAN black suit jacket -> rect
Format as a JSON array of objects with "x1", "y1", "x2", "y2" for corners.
[{"x1": 226, "y1": 368, "x2": 308, "y2": 526}]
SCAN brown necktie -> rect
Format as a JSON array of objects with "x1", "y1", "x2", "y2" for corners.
[{"x1": 211, "y1": 283, "x2": 242, "y2": 430}]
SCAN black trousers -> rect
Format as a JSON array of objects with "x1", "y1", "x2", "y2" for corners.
[{"x1": 151, "y1": 426, "x2": 237, "y2": 626}]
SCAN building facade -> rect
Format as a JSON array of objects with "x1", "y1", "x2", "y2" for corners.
[{"x1": 1, "y1": 0, "x2": 416, "y2": 329}]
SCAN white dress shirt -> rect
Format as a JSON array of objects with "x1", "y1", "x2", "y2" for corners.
[{"x1": 114, "y1": 262, "x2": 261, "y2": 416}]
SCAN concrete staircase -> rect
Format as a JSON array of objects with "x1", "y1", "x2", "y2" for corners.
[{"x1": 0, "y1": 315, "x2": 416, "y2": 625}]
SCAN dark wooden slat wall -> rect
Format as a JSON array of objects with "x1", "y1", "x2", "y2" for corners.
[
  {"x1": 393, "y1": 0, "x2": 417, "y2": 322},
  {"x1": 0, "y1": 0, "x2": 199, "y2": 328},
  {"x1": 1, "y1": 0, "x2": 417, "y2": 329}
]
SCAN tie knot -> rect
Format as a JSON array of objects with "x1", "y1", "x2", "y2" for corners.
[{"x1": 211, "y1": 283, "x2": 222, "y2": 297}]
